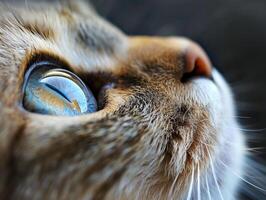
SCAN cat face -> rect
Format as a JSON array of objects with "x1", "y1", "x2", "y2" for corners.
[{"x1": 0, "y1": 1, "x2": 244, "y2": 200}]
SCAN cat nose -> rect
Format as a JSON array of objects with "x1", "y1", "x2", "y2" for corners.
[
  {"x1": 181, "y1": 41, "x2": 212, "y2": 81},
  {"x1": 127, "y1": 36, "x2": 212, "y2": 81}
]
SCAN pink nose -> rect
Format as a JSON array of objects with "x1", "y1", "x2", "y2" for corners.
[{"x1": 183, "y1": 42, "x2": 212, "y2": 80}]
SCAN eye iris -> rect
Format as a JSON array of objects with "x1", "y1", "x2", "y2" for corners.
[
  {"x1": 40, "y1": 70, "x2": 96, "y2": 113},
  {"x1": 23, "y1": 65, "x2": 97, "y2": 116}
]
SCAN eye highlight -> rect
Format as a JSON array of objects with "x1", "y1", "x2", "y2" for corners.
[{"x1": 23, "y1": 61, "x2": 97, "y2": 116}]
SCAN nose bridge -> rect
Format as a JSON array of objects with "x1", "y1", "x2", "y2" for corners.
[
  {"x1": 128, "y1": 37, "x2": 185, "y2": 72},
  {"x1": 127, "y1": 36, "x2": 212, "y2": 79}
]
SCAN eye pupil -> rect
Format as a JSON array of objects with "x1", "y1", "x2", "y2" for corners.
[
  {"x1": 23, "y1": 63, "x2": 97, "y2": 116},
  {"x1": 42, "y1": 82, "x2": 72, "y2": 103}
]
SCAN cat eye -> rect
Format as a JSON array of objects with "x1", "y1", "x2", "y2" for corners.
[{"x1": 23, "y1": 61, "x2": 97, "y2": 116}]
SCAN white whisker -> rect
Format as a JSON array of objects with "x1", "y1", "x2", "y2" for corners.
[
  {"x1": 206, "y1": 147, "x2": 224, "y2": 200},
  {"x1": 233, "y1": 115, "x2": 252, "y2": 119},
  {"x1": 197, "y1": 164, "x2": 201, "y2": 200},
  {"x1": 219, "y1": 159, "x2": 266, "y2": 193},
  {"x1": 186, "y1": 165, "x2": 194, "y2": 200},
  {"x1": 197, "y1": 139, "x2": 266, "y2": 154},
  {"x1": 168, "y1": 173, "x2": 179, "y2": 199},
  {"x1": 236, "y1": 127, "x2": 266, "y2": 132},
  {"x1": 205, "y1": 173, "x2": 212, "y2": 200}
]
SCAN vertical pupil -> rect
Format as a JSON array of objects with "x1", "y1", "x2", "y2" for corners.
[
  {"x1": 42, "y1": 82, "x2": 72, "y2": 103},
  {"x1": 40, "y1": 69, "x2": 92, "y2": 113}
]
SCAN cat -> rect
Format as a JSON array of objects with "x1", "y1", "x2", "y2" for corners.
[{"x1": 0, "y1": 0, "x2": 254, "y2": 199}]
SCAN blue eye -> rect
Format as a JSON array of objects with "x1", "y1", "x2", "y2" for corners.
[{"x1": 23, "y1": 62, "x2": 97, "y2": 116}]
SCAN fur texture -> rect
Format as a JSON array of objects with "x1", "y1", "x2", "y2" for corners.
[{"x1": 0, "y1": 1, "x2": 245, "y2": 199}]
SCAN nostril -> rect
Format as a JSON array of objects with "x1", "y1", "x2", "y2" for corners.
[
  {"x1": 181, "y1": 58, "x2": 211, "y2": 82},
  {"x1": 181, "y1": 42, "x2": 212, "y2": 82}
]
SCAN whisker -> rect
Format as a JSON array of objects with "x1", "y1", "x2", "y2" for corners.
[
  {"x1": 186, "y1": 165, "x2": 194, "y2": 200},
  {"x1": 202, "y1": 140, "x2": 250, "y2": 154},
  {"x1": 206, "y1": 147, "x2": 225, "y2": 200},
  {"x1": 233, "y1": 115, "x2": 252, "y2": 119},
  {"x1": 205, "y1": 173, "x2": 212, "y2": 200},
  {"x1": 219, "y1": 159, "x2": 266, "y2": 193},
  {"x1": 244, "y1": 147, "x2": 266, "y2": 152},
  {"x1": 238, "y1": 128, "x2": 266, "y2": 132},
  {"x1": 167, "y1": 172, "x2": 179, "y2": 199},
  {"x1": 197, "y1": 164, "x2": 201, "y2": 200},
  {"x1": 196, "y1": 139, "x2": 266, "y2": 154}
]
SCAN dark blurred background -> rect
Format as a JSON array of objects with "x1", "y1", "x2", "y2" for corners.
[
  {"x1": 3, "y1": 0, "x2": 266, "y2": 199},
  {"x1": 90, "y1": 0, "x2": 266, "y2": 199}
]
